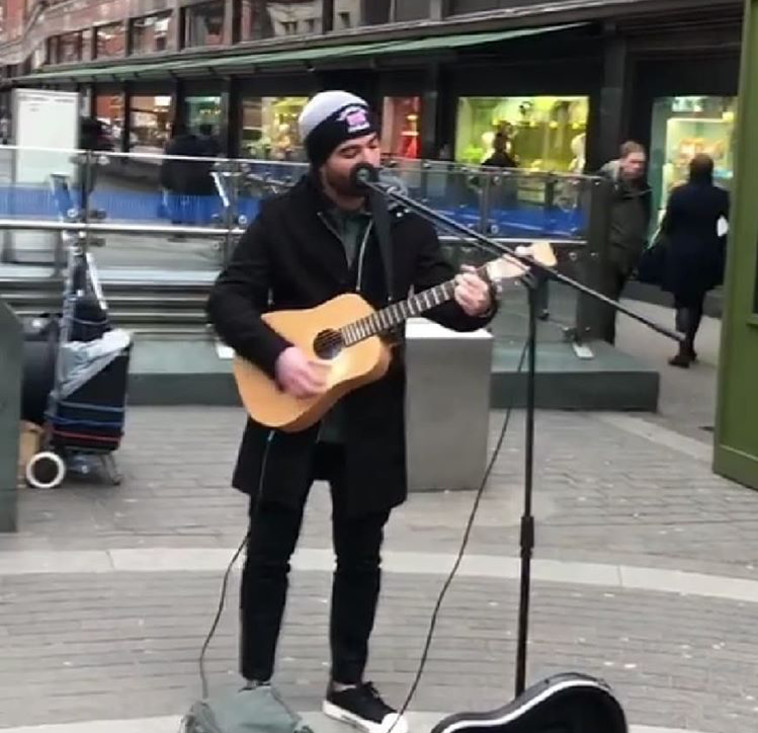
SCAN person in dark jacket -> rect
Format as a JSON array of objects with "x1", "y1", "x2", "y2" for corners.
[
  {"x1": 206, "y1": 91, "x2": 497, "y2": 733},
  {"x1": 660, "y1": 153, "x2": 729, "y2": 367},
  {"x1": 482, "y1": 132, "x2": 517, "y2": 168},
  {"x1": 78, "y1": 116, "x2": 114, "y2": 199},
  {"x1": 197, "y1": 122, "x2": 222, "y2": 157},
  {"x1": 597, "y1": 141, "x2": 652, "y2": 344},
  {"x1": 159, "y1": 122, "x2": 215, "y2": 228}
]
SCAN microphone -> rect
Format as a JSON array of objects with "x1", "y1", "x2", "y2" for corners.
[{"x1": 350, "y1": 162, "x2": 380, "y2": 190}]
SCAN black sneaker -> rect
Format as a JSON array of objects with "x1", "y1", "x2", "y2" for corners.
[{"x1": 323, "y1": 682, "x2": 409, "y2": 733}]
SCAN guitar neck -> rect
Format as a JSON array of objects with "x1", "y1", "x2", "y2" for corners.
[{"x1": 340, "y1": 265, "x2": 487, "y2": 346}]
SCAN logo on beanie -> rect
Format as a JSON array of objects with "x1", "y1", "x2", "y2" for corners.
[{"x1": 339, "y1": 105, "x2": 371, "y2": 134}]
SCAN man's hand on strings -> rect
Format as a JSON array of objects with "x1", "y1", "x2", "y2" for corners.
[{"x1": 454, "y1": 265, "x2": 493, "y2": 317}]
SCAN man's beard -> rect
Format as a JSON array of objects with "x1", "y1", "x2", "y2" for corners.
[{"x1": 322, "y1": 165, "x2": 363, "y2": 198}]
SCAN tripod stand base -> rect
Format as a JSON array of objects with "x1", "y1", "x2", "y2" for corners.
[{"x1": 571, "y1": 342, "x2": 594, "y2": 360}]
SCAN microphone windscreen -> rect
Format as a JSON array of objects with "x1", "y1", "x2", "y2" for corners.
[{"x1": 350, "y1": 162, "x2": 379, "y2": 189}]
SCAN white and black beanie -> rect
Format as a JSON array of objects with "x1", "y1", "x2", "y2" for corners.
[{"x1": 298, "y1": 90, "x2": 378, "y2": 168}]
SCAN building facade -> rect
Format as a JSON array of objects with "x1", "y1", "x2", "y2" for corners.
[{"x1": 0, "y1": 0, "x2": 744, "y2": 223}]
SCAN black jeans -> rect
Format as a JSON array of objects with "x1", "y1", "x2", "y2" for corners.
[
  {"x1": 599, "y1": 266, "x2": 628, "y2": 345},
  {"x1": 240, "y1": 449, "x2": 390, "y2": 685}
]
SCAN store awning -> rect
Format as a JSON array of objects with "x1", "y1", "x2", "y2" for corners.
[{"x1": 13, "y1": 22, "x2": 586, "y2": 84}]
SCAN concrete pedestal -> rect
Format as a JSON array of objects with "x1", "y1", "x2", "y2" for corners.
[{"x1": 405, "y1": 317, "x2": 493, "y2": 492}]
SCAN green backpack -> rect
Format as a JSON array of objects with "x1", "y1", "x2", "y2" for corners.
[{"x1": 182, "y1": 684, "x2": 315, "y2": 733}]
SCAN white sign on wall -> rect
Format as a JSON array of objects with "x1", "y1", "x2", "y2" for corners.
[
  {"x1": 11, "y1": 88, "x2": 79, "y2": 184},
  {"x1": 1, "y1": 88, "x2": 80, "y2": 265}
]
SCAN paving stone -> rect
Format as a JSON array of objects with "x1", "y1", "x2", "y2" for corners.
[
  {"x1": 1, "y1": 570, "x2": 756, "y2": 732},
  {"x1": 4, "y1": 406, "x2": 758, "y2": 580}
]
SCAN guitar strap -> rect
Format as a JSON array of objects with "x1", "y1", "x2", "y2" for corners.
[{"x1": 368, "y1": 187, "x2": 395, "y2": 304}]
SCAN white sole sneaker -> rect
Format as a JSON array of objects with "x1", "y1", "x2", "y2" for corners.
[{"x1": 322, "y1": 700, "x2": 409, "y2": 733}]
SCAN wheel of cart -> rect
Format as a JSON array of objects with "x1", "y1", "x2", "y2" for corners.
[{"x1": 25, "y1": 450, "x2": 67, "y2": 489}]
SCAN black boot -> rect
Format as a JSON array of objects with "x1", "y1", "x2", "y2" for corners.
[
  {"x1": 669, "y1": 349, "x2": 692, "y2": 368},
  {"x1": 670, "y1": 309, "x2": 693, "y2": 368}
]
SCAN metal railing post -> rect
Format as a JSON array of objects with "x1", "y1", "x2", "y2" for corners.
[
  {"x1": 0, "y1": 297, "x2": 21, "y2": 532},
  {"x1": 574, "y1": 177, "x2": 613, "y2": 342}
]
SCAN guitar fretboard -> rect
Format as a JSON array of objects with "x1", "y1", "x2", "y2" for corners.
[{"x1": 339, "y1": 267, "x2": 485, "y2": 346}]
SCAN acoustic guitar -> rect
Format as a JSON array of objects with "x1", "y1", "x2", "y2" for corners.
[{"x1": 233, "y1": 242, "x2": 556, "y2": 432}]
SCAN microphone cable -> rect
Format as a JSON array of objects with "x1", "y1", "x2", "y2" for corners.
[
  {"x1": 387, "y1": 336, "x2": 529, "y2": 733},
  {"x1": 196, "y1": 161, "x2": 534, "y2": 713},
  {"x1": 196, "y1": 334, "x2": 528, "y2": 712}
]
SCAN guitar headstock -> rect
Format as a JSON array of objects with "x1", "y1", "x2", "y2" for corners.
[{"x1": 484, "y1": 241, "x2": 557, "y2": 284}]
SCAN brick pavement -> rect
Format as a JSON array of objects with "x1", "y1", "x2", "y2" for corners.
[
  {"x1": 615, "y1": 299, "x2": 721, "y2": 442},
  {"x1": 3, "y1": 406, "x2": 757, "y2": 578},
  {"x1": 3, "y1": 400, "x2": 758, "y2": 733},
  {"x1": 2, "y1": 571, "x2": 758, "y2": 732}
]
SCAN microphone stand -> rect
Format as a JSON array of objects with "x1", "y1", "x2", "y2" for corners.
[{"x1": 354, "y1": 165, "x2": 682, "y2": 698}]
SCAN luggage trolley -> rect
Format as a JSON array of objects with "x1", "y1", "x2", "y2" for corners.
[{"x1": 24, "y1": 174, "x2": 132, "y2": 489}]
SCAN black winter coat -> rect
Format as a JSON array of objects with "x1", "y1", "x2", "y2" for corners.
[
  {"x1": 660, "y1": 181, "x2": 730, "y2": 304},
  {"x1": 599, "y1": 161, "x2": 652, "y2": 276},
  {"x1": 206, "y1": 174, "x2": 496, "y2": 517},
  {"x1": 159, "y1": 134, "x2": 215, "y2": 196}
]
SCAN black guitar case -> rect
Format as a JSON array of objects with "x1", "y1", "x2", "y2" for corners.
[{"x1": 430, "y1": 673, "x2": 627, "y2": 733}]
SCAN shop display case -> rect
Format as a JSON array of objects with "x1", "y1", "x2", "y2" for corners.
[{"x1": 649, "y1": 96, "x2": 736, "y2": 223}]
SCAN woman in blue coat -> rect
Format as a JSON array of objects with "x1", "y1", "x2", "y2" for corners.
[{"x1": 660, "y1": 154, "x2": 729, "y2": 367}]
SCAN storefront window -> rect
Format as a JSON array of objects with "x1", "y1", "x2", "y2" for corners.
[
  {"x1": 381, "y1": 97, "x2": 421, "y2": 159},
  {"x1": 95, "y1": 22, "x2": 126, "y2": 59},
  {"x1": 47, "y1": 36, "x2": 58, "y2": 63},
  {"x1": 31, "y1": 43, "x2": 46, "y2": 70},
  {"x1": 238, "y1": 0, "x2": 262, "y2": 40},
  {"x1": 184, "y1": 0, "x2": 224, "y2": 47},
  {"x1": 130, "y1": 95, "x2": 172, "y2": 153},
  {"x1": 50, "y1": 32, "x2": 82, "y2": 64},
  {"x1": 455, "y1": 96, "x2": 589, "y2": 172},
  {"x1": 80, "y1": 88, "x2": 92, "y2": 117},
  {"x1": 394, "y1": 0, "x2": 430, "y2": 21},
  {"x1": 95, "y1": 94, "x2": 125, "y2": 150},
  {"x1": 186, "y1": 95, "x2": 222, "y2": 134},
  {"x1": 245, "y1": 0, "x2": 323, "y2": 37},
  {"x1": 341, "y1": 0, "x2": 388, "y2": 26},
  {"x1": 449, "y1": 0, "x2": 514, "y2": 13},
  {"x1": 329, "y1": 0, "x2": 428, "y2": 28},
  {"x1": 46, "y1": 29, "x2": 92, "y2": 63},
  {"x1": 649, "y1": 95, "x2": 736, "y2": 225},
  {"x1": 82, "y1": 29, "x2": 93, "y2": 61},
  {"x1": 240, "y1": 96, "x2": 309, "y2": 160},
  {"x1": 131, "y1": 13, "x2": 172, "y2": 55}
]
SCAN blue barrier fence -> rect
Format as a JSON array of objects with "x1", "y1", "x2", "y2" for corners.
[{"x1": 0, "y1": 183, "x2": 586, "y2": 240}]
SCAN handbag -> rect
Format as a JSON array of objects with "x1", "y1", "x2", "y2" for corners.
[{"x1": 636, "y1": 224, "x2": 668, "y2": 285}]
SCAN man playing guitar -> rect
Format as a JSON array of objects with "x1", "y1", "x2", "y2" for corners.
[{"x1": 207, "y1": 90, "x2": 496, "y2": 733}]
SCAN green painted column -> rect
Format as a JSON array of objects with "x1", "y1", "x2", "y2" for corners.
[
  {"x1": 714, "y1": 0, "x2": 758, "y2": 489},
  {"x1": 0, "y1": 298, "x2": 21, "y2": 532}
]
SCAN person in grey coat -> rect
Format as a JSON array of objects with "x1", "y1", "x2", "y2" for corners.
[{"x1": 597, "y1": 141, "x2": 652, "y2": 344}]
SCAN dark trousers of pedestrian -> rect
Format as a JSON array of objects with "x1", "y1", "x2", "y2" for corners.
[
  {"x1": 598, "y1": 266, "x2": 629, "y2": 345},
  {"x1": 240, "y1": 446, "x2": 390, "y2": 685},
  {"x1": 674, "y1": 294, "x2": 705, "y2": 357},
  {"x1": 168, "y1": 192, "x2": 215, "y2": 226}
]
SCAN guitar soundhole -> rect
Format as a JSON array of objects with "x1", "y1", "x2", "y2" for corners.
[{"x1": 313, "y1": 329, "x2": 344, "y2": 360}]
